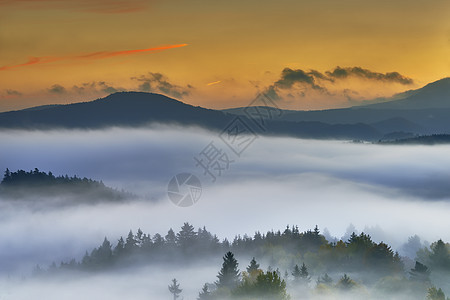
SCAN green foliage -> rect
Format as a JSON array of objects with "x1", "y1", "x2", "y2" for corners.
[
  {"x1": 429, "y1": 240, "x2": 450, "y2": 270},
  {"x1": 317, "y1": 273, "x2": 333, "y2": 286},
  {"x1": 0, "y1": 168, "x2": 131, "y2": 201},
  {"x1": 216, "y1": 251, "x2": 240, "y2": 290},
  {"x1": 427, "y1": 286, "x2": 446, "y2": 300},
  {"x1": 336, "y1": 274, "x2": 356, "y2": 291},
  {"x1": 234, "y1": 270, "x2": 290, "y2": 300},
  {"x1": 247, "y1": 257, "x2": 260, "y2": 274}
]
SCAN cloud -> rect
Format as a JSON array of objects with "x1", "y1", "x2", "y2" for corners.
[
  {"x1": 132, "y1": 72, "x2": 192, "y2": 99},
  {"x1": 325, "y1": 66, "x2": 414, "y2": 85},
  {"x1": 1, "y1": 126, "x2": 450, "y2": 271},
  {"x1": 48, "y1": 84, "x2": 66, "y2": 94},
  {"x1": 5, "y1": 89, "x2": 22, "y2": 96},
  {"x1": 0, "y1": 44, "x2": 188, "y2": 71},
  {"x1": 264, "y1": 66, "x2": 413, "y2": 103},
  {"x1": 72, "y1": 81, "x2": 124, "y2": 94},
  {"x1": 0, "y1": 0, "x2": 154, "y2": 14},
  {"x1": 264, "y1": 68, "x2": 328, "y2": 101},
  {"x1": 274, "y1": 68, "x2": 324, "y2": 90}
]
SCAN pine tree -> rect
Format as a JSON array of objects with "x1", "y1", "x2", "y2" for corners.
[
  {"x1": 246, "y1": 257, "x2": 260, "y2": 273},
  {"x1": 317, "y1": 273, "x2": 333, "y2": 286},
  {"x1": 234, "y1": 271, "x2": 290, "y2": 300},
  {"x1": 197, "y1": 283, "x2": 211, "y2": 300},
  {"x1": 125, "y1": 230, "x2": 137, "y2": 252},
  {"x1": 113, "y1": 237, "x2": 125, "y2": 257},
  {"x1": 292, "y1": 264, "x2": 301, "y2": 281},
  {"x1": 427, "y1": 286, "x2": 446, "y2": 300},
  {"x1": 96, "y1": 237, "x2": 112, "y2": 265},
  {"x1": 177, "y1": 222, "x2": 197, "y2": 250},
  {"x1": 430, "y1": 239, "x2": 450, "y2": 270},
  {"x1": 300, "y1": 262, "x2": 310, "y2": 282},
  {"x1": 3, "y1": 168, "x2": 11, "y2": 183},
  {"x1": 216, "y1": 251, "x2": 240, "y2": 289},
  {"x1": 337, "y1": 274, "x2": 356, "y2": 291},
  {"x1": 168, "y1": 278, "x2": 182, "y2": 300},
  {"x1": 165, "y1": 228, "x2": 177, "y2": 247}
]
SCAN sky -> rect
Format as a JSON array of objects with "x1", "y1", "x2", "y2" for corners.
[{"x1": 0, "y1": 0, "x2": 449, "y2": 111}]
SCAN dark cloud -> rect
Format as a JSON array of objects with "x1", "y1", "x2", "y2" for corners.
[
  {"x1": 274, "y1": 68, "x2": 323, "y2": 90},
  {"x1": 325, "y1": 66, "x2": 414, "y2": 85},
  {"x1": 265, "y1": 66, "x2": 413, "y2": 101},
  {"x1": 5, "y1": 89, "x2": 22, "y2": 96},
  {"x1": 131, "y1": 72, "x2": 191, "y2": 99},
  {"x1": 72, "y1": 81, "x2": 124, "y2": 94},
  {"x1": 48, "y1": 84, "x2": 66, "y2": 94},
  {"x1": 264, "y1": 68, "x2": 328, "y2": 100}
]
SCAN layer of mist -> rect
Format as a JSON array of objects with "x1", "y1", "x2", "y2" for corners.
[{"x1": 0, "y1": 126, "x2": 449, "y2": 299}]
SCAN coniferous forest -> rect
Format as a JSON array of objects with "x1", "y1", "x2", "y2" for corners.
[{"x1": 34, "y1": 222, "x2": 450, "y2": 300}]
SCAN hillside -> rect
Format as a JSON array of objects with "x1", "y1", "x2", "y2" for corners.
[{"x1": 0, "y1": 168, "x2": 133, "y2": 204}]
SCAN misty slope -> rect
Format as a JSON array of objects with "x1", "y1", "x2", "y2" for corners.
[
  {"x1": 366, "y1": 77, "x2": 450, "y2": 109},
  {"x1": 0, "y1": 92, "x2": 381, "y2": 140},
  {"x1": 225, "y1": 78, "x2": 450, "y2": 135}
]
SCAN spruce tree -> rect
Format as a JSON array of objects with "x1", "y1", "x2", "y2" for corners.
[
  {"x1": 168, "y1": 278, "x2": 182, "y2": 300},
  {"x1": 246, "y1": 257, "x2": 260, "y2": 273},
  {"x1": 300, "y1": 262, "x2": 310, "y2": 282},
  {"x1": 216, "y1": 251, "x2": 240, "y2": 289},
  {"x1": 197, "y1": 283, "x2": 211, "y2": 300},
  {"x1": 177, "y1": 222, "x2": 197, "y2": 250},
  {"x1": 292, "y1": 264, "x2": 301, "y2": 281}
]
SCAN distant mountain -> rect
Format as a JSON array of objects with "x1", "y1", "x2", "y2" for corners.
[
  {"x1": 3, "y1": 77, "x2": 449, "y2": 141},
  {"x1": 369, "y1": 117, "x2": 423, "y2": 134},
  {"x1": 365, "y1": 77, "x2": 450, "y2": 109},
  {"x1": 0, "y1": 92, "x2": 231, "y2": 130},
  {"x1": 224, "y1": 78, "x2": 450, "y2": 135},
  {"x1": 0, "y1": 92, "x2": 382, "y2": 140}
]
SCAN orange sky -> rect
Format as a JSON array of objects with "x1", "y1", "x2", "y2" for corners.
[{"x1": 0, "y1": 0, "x2": 449, "y2": 112}]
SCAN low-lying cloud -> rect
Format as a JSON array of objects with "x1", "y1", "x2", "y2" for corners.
[{"x1": 0, "y1": 126, "x2": 449, "y2": 297}]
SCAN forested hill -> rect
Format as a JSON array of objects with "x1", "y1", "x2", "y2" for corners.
[{"x1": 0, "y1": 168, "x2": 133, "y2": 203}]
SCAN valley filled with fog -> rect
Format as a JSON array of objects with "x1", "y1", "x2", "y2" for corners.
[{"x1": 1, "y1": 126, "x2": 450, "y2": 299}]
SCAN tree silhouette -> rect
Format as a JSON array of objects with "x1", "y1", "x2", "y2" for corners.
[
  {"x1": 337, "y1": 274, "x2": 356, "y2": 291},
  {"x1": 317, "y1": 273, "x2": 333, "y2": 286},
  {"x1": 247, "y1": 257, "x2": 260, "y2": 273},
  {"x1": 291, "y1": 264, "x2": 301, "y2": 281},
  {"x1": 197, "y1": 283, "x2": 212, "y2": 300},
  {"x1": 168, "y1": 278, "x2": 182, "y2": 300},
  {"x1": 299, "y1": 263, "x2": 310, "y2": 283},
  {"x1": 235, "y1": 270, "x2": 289, "y2": 300},
  {"x1": 427, "y1": 286, "x2": 446, "y2": 300},
  {"x1": 216, "y1": 251, "x2": 240, "y2": 290},
  {"x1": 429, "y1": 239, "x2": 450, "y2": 270}
]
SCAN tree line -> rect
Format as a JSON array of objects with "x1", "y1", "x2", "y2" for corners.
[{"x1": 33, "y1": 222, "x2": 450, "y2": 299}]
